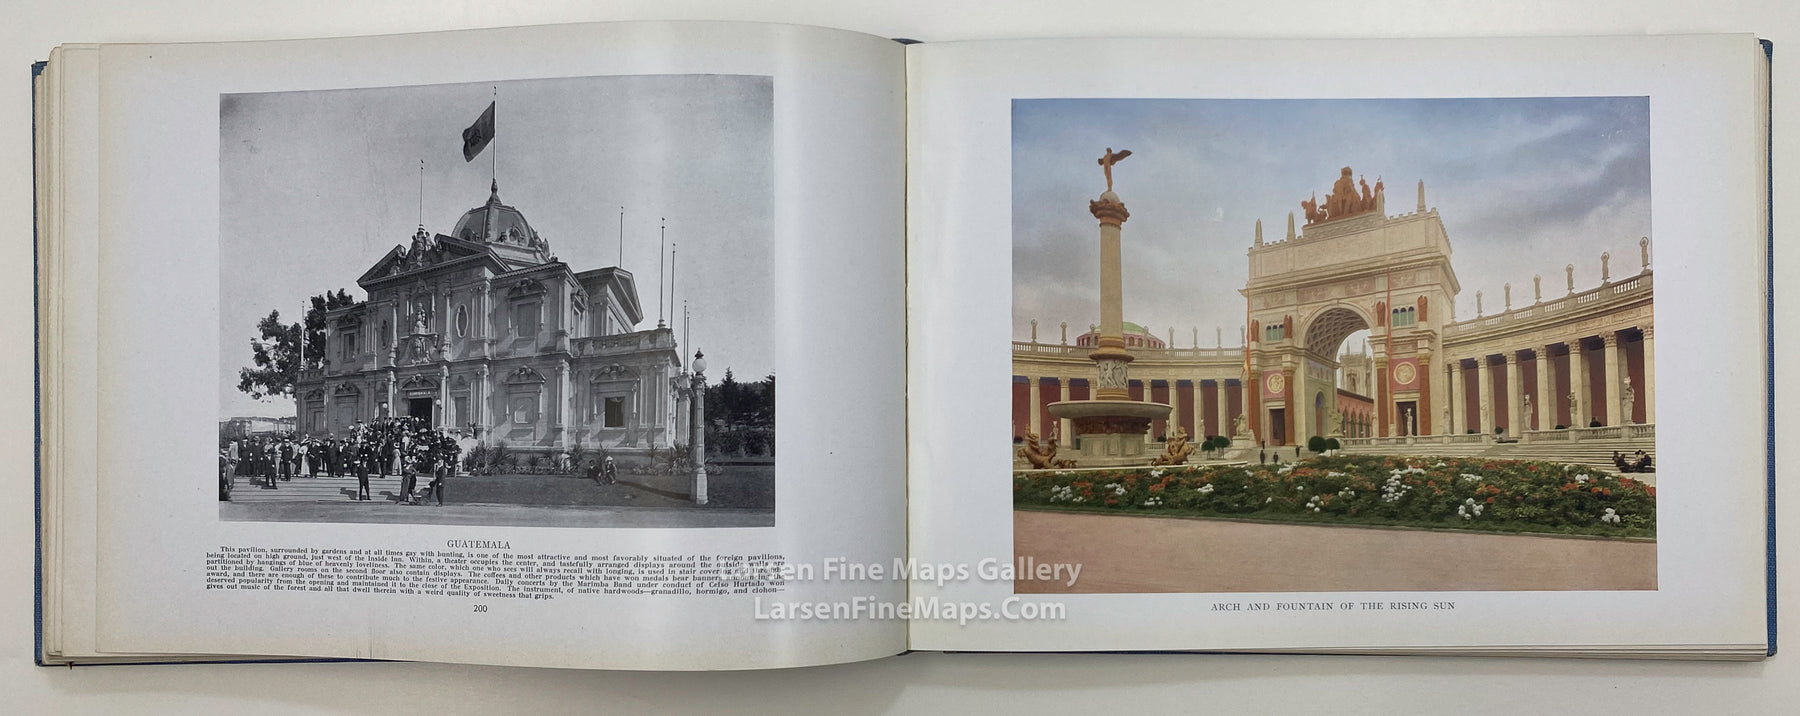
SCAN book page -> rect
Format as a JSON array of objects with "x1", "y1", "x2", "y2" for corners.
[
  {"x1": 906, "y1": 35, "x2": 1767, "y2": 653},
  {"x1": 89, "y1": 21, "x2": 907, "y2": 670}
]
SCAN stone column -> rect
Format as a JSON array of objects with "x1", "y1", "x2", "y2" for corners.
[
  {"x1": 1187, "y1": 380, "x2": 1201, "y2": 439},
  {"x1": 554, "y1": 361, "x2": 570, "y2": 446},
  {"x1": 1027, "y1": 375, "x2": 1042, "y2": 436},
  {"x1": 1417, "y1": 352, "x2": 1433, "y2": 436},
  {"x1": 1088, "y1": 192, "x2": 1134, "y2": 400},
  {"x1": 1476, "y1": 357, "x2": 1493, "y2": 435},
  {"x1": 1504, "y1": 353, "x2": 1521, "y2": 436},
  {"x1": 690, "y1": 370, "x2": 708, "y2": 505},
  {"x1": 1284, "y1": 366, "x2": 1298, "y2": 446},
  {"x1": 1214, "y1": 380, "x2": 1229, "y2": 439},
  {"x1": 438, "y1": 364, "x2": 451, "y2": 430},
  {"x1": 1643, "y1": 326, "x2": 1656, "y2": 424},
  {"x1": 1568, "y1": 339, "x2": 1587, "y2": 427},
  {"x1": 1247, "y1": 368, "x2": 1262, "y2": 440},
  {"x1": 475, "y1": 365, "x2": 490, "y2": 438},
  {"x1": 1536, "y1": 347, "x2": 1554, "y2": 432},
  {"x1": 1449, "y1": 361, "x2": 1465, "y2": 434},
  {"x1": 1059, "y1": 379, "x2": 1073, "y2": 442},
  {"x1": 1602, "y1": 332, "x2": 1622, "y2": 427},
  {"x1": 1375, "y1": 358, "x2": 1390, "y2": 438}
]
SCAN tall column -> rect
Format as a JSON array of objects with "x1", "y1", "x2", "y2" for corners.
[
  {"x1": 1247, "y1": 368, "x2": 1262, "y2": 440},
  {"x1": 1059, "y1": 379, "x2": 1073, "y2": 441},
  {"x1": 475, "y1": 365, "x2": 489, "y2": 438},
  {"x1": 1375, "y1": 358, "x2": 1390, "y2": 438},
  {"x1": 1088, "y1": 193, "x2": 1133, "y2": 400},
  {"x1": 689, "y1": 367, "x2": 708, "y2": 505},
  {"x1": 1027, "y1": 375, "x2": 1042, "y2": 436},
  {"x1": 1643, "y1": 326, "x2": 1656, "y2": 424},
  {"x1": 438, "y1": 364, "x2": 451, "y2": 430},
  {"x1": 1568, "y1": 339, "x2": 1587, "y2": 427},
  {"x1": 1504, "y1": 353, "x2": 1521, "y2": 435},
  {"x1": 1602, "y1": 333, "x2": 1622, "y2": 427},
  {"x1": 1450, "y1": 361, "x2": 1465, "y2": 434},
  {"x1": 554, "y1": 361, "x2": 570, "y2": 446},
  {"x1": 1476, "y1": 357, "x2": 1493, "y2": 435},
  {"x1": 1214, "y1": 380, "x2": 1229, "y2": 439},
  {"x1": 1417, "y1": 353, "x2": 1433, "y2": 436},
  {"x1": 1536, "y1": 347, "x2": 1554, "y2": 432},
  {"x1": 1283, "y1": 366, "x2": 1297, "y2": 446}
]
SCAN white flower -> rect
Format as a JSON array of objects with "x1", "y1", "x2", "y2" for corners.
[
  {"x1": 1197, "y1": 484, "x2": 1215, "y2": 494},
  {"x1": 1148, "y1": 469, "x2": 1165, "y2": 478},
  {"x1": 1575, "y1": 474, "x2": 1590, "y2": 484}
]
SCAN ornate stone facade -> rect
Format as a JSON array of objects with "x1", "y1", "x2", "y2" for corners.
[
  {"x1": 296, "y1": 182, "x2": 685, "y2": 452},
  {"x1": 1013, "y1": 171, "x2": 1653, "y2": 447}
]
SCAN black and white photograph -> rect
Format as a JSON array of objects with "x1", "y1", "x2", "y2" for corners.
[{"x1": 217, "y1": 74, "x2": 777, "y2": 527}]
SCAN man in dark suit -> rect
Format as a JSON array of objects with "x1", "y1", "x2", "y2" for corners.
[{"x1": 355, "y1": 440, "x2": 372, "y2": 501}]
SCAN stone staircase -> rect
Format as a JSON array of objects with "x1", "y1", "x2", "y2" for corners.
[
  {"x1": 1482, "y1": 438, "x2": 1656, "y2": 477},
  {"x1": 1339, "y1": 437, "x2": 1654, "y2": 479},
  {"x1": 224, "y1": 473, "x2": 426, "y2": 504}
]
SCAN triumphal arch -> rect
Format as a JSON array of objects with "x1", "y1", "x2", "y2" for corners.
[{"x1": 1243, "y1": 169, "x2": 1458, "y2": 445}]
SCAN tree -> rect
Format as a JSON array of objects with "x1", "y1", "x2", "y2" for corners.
[{"x1": 236, "y1": 289, "x2": 356, "y2": 401}]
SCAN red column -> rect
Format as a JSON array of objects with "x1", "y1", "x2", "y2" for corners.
[
  {"x1": 1176, "y1": 380, "x2": 1196, "y2": 437},
  {"x1": 1150, "y1": 380, "x2": 1170, "y2": 436},
  {"x1": 1417, "y1": 357, "x2": 1432, "y2": 436},
  {"x1": 1246, "y1": 371, "x2": 1262, "y2": 441},
  {"x1": 1010, "y1": 376, "x2": 1029, "y2": 440},
  {"x1": 1283, "y1": 367, "x2": 1297, "y2": 445},
  {"x1": 1375, "y1": 361, "x2": 1389, "y2": 438}
]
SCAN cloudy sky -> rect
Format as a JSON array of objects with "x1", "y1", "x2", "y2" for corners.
[
  {"x1": 1012, "y1": 97, "x2": 1651, "y2": 354},
  {"x1": 220, "y1": 74, "x2": 772, "y2": 418}
]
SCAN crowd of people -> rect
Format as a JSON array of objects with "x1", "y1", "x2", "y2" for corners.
[{"x1": 219, "y1": 416, "x2": 467, "y2": 504}]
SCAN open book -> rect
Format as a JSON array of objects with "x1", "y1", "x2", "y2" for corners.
[{"x1": 35, "y1": 22, "x2": 1773, "y2": 668}]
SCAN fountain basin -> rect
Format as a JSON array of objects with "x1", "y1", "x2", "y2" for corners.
[{"x1": 1047, "y1": 400, "x2": 1173, "y2": 467}]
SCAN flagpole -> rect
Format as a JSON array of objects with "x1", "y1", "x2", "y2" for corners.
[
  {"x1": 490, "y1": 86, "x2": 497, "y2": 190},
  {"x1": 658, "y1": 218, "x2": 666, "y2": 328},
  {"x1": 617, "y1": 207, "x2": 624, "y2": 268}
]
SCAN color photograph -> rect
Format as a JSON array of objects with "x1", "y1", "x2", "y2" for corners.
[{"x1": 1010, "y1": 98, "x2": 1656, "y2": 592}]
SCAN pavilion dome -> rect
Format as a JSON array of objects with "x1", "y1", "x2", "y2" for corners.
[
  {"x1": 451, "y1": 180, "x2": 544, "y2": 251},
  {"x1": 1073, "y1": 321, "x2": 1167, "y2": 349}
]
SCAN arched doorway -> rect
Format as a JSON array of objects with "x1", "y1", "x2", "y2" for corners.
[
  {"x1": 1243, "y1": 172, "x2": 1460, "y2": 445},
  {"x1": 1290, "y1": 305, "x2": 1373, "y2": 446}
]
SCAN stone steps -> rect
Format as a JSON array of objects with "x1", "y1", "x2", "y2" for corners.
[{"x1": 223, "y1": 474, "x2": 427, "y2": 503}]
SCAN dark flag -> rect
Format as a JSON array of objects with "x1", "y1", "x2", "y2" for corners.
[{"x1": 462, "y1": 101, "x2": 495, "y2": 162}]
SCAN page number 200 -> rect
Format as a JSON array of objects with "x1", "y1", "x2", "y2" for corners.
[{"x1": 473, "y1": 604, "x2": 488, "y2": 613}]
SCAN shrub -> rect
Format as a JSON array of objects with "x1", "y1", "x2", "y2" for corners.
[
  {"x1": 1589, "y1": 419, "x2": 1604, "y2": 428},
  {"x1": 1012, "y1": 454, "x2": 1655, "y2": 538},
  {"x1": 1307, "y1": 435, "x2": 1327, "y2": 453},
  {"x1": 1325, "y1": 438, "x2": 1341, "y2": 451}
]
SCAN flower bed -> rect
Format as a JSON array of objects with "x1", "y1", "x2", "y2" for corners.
[{"x1": 1013, "y1": 455, "x2": 1655, "y2": 538}]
